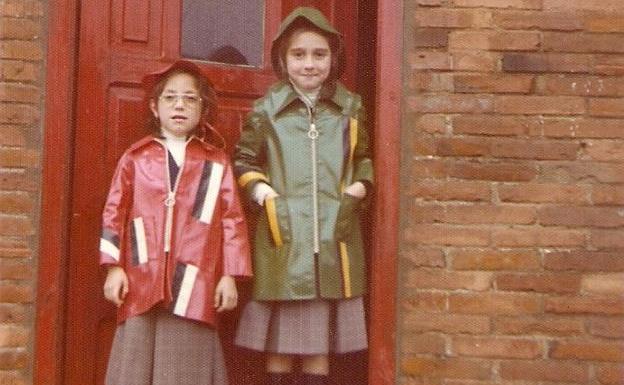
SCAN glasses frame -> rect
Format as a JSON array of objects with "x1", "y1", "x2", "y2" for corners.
[{"x1": 158, "y1": 93, "x2": 202, "y2": 108}]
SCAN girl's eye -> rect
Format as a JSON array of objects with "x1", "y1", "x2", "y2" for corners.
[{"x1": 162, "y1": 95, "x2": 177, "y2": 103}]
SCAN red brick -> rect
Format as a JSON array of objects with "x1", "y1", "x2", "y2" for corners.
[
  {"x1": 590, "y1": 318, "x2": 624, "y2": 339},
  {"x1": 401, "y1": 291, "x2": 447, "y2": 312},
  {"x1": 453, "y1": 115, "x2": 532, "y2": 136},
  {"x1": 449, "y1": 31, "x2": 540, "y2": 51},
  {"x1": 540, "y1": 118, "x2": 624, "y2": 139},
  {"x1": 582, "y1": 273, "x2": 624, "y2": 295},
  {"x1": 498, "y1": 183, "x2": 588, "y2": 204},
  {"x1": 406, "y1": 180, "x2": 491, "y2": 202},
  {"x1": 544, "y1": 0, "x2": 624, "y2": 11},
  {"x1": 584, "y1": 140, "x2": 624, "y2": 162},
  {"x1": 414, "y1": 8, "x2": 490, "y2": 28},
  {"x1": 453, "y1": 336, "x2": 542, "y2": 359},
  {"x1": 401, "y1": 356, "x2": 492, "y2": 379},
  {"x1": 496, "y1": 273, "x2": 581, "y2": 294},
  {"x1": 414, "y1": 28, "x2": 449, "y2": 48},
  {"x1": 0, "y1": 348, "x2": 28, "y2": 369},
  {"x1": 404, "y1": 224, "x2": 490, "y2": 246},
  {"x1": 503, "y1": 53, "x2": 592, "y2": 73},
  {"x1": 597, "y1": 364, "x2": 624, "y2": 385},
  {"x1": 453, "y1": 0, "x2": 541, "y2": 9},
  {"x1": 401, "y1": 333, "x2": 446, "y2": 355},
  {"x1": 545, "y1": 296, "x2": 624, "y2": 315},
  {"x1": 541, "y1": 161, "x2": 624, "y2": 183},
  {"x1": 417, "y1": 0, "x2": 444, "y2": 5},
  {"x1": 0, "y1": 304, "x2": 26, "y2": 323},
  {"x1": 491, "y1": 138, "x2": 579, "y2": 160},
  {"x1": 594, "y1": 54, "x2": 624, "y2": 76},
  {"x1": 545, "y1": 251, "x2": 624, "y2": 272},
  {"x1": 409, "y1": 51, "x2": 452, "y2": 70},
  {"x1": 592, "y1": 229, "x2": 624, "y2": 249},
  {"x1": 589, "y1": 98, "x2": 624, "y2": 118},
  {"x1": 0, "y1": 41, "x2": 43, "y2": 61},
  {"x1": 539, "y1": 206, "x2": 624, "y2": 228},
  {"x1": 406, "y1": 269, "x2": 493, "y2": 291},
  {"x1": 0, "y1": 17, "x2": 40, "y2": 39},
  {"x1": 413, "y1": 114, "x2": 449, "y2": 134},
  {"x1": 430, "y1": 204, "x2": 536, "y2": 225},
  {"x1": 551, "y1": 340, "x2": 624, "y2": 362},
  {"x1": 492, "y1": 227, "x2": 585, "y2": 247},
  {"x1": 0, "y1": 170, "x2": 38, "y2": 192},
  {"x1": 495, "y1": 95, "x2": 585, "y2": 115},
  {"x1": 537, "y1": 75, "x2": 624, "y2": 97},
  {"x1": 449, "y1": 293, "x2": 542, "y2": 315},
  {"x1": 453, "y1": 74, "x2": 533, "y2": 94},
  {"x1": 493, "y1": 10, "x2": 583, "y2": 30},
  {"x1": 544, "y1": 32, "x2": 624, "y2": 54},
  {"x1": 410, "y1": 73, "x2": 453, "y2": 92},
  {"x1": 495, "y1": 316, "x2": 585, "y2": 336},
  {"x1": 0, "y1": 60, "x2": 38, "y2": 82},
  {"x1": 408, "y1": 94, "x2": 494, "y2": 113},
  {"x1": 403, "y1": 312, "x2": 490, "y2": 334},
  {"x1": 432, "y1": 137, "x2": 490, "y2": 157},
  {"x1": 0, "y1": 216, "x2": 33, "y2": 236},
  {"x1": 452, "y1": 51, "x2": 500, "y2": 72},
  {"x1": 0, "y1": 370, "x2": 27, "y2": 385},
  {"x1": 411, "y1": 159, "x2": 449, "y2": 179},
  {"x1": 0, "y1": 126, "x2": 25, "y2": 146},
  {"x1": 401, "y1": 248, "x2": 446, "y2": 268},
  {"x1": 451, "y1": 249, "x2": 541, "y2": 271},
  {"x1": 0, "y1": 0, "x2": 44, "y2": 16},
  {"x1": 500, "y1": 360, "x2": 589, "y2": 382},
  {"x1": 0, "y1": 83, "x2": 39, "y2": 103},
  {"x1": 0, "y1": 325, "x2": 28, "y2": 348},
  {"x1": 0, "y1": 104, "x2": 39, "y2": 125},
  {"x1": 0, "y1": 261, "x2": 32, "y2": 280},
  {"x1": 451, "y1": 161, "x2": 537, "y2": 182},
  {"x1": 585, "y1": 14, "x2": 624, "y2": 33},
  {"x1": 0, "y1": 148, "x2": 39, "y2": 168},
  {"x1": 0, "y1": 192, "x2": 33, "y2": 214},
  {"x1": 0, "y1": 283, "x2": 33, "y2": 303}
]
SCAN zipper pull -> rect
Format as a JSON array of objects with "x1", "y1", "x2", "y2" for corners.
[
  {"x1": 308, "y1": 122, "x2": 318, "y2": 140},
  {"x1": 164, "y1": 191, "x2": 176, "y2": 207}
]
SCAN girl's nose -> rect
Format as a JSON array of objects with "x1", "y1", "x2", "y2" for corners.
[
  {"x1": 304, "y1": 55, "x2": 314, "y2": 68},
  {"x1": 174, "y1": 96, "x2": 185, "y2": 109}
]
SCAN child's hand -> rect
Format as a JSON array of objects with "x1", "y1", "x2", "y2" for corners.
[
  {"x1": 344, "y1": 181, "x2": 366, "y2": 199},
  {"x1": 214, "y1": 275, "x2": 238, "y2": 312},
  {"x1": 103, "y1": 266, "x2": 128, "y2": 307}
]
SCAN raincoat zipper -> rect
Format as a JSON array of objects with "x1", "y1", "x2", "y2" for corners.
[
  {"x1": 305, "y1": 105, "x2": 320, "y2": 254},
  {"x1": 161, "y1": 139, "x2": 187, "y2": 253}
]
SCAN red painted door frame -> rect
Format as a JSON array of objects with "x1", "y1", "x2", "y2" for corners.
[{"x1": 35, "y1": 1, "x2": 402, "y2": 384}]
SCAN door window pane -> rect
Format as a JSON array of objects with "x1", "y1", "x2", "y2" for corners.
[{"x1": 181, "y1": 0, "x2": 264, "y2": 67}]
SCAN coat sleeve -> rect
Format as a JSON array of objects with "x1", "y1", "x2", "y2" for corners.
[
  {"x1": 219, "y1": 158, "x2": 253, "y2": 278},
  {"x1": 99, "y1": 153, "x2": 134, "y2": 266},
  {"x1": 233, "y1": 109, "x2": 271, "y2": 201},
  {"x1": 352, "y1": 101, "x2": 374, "y2": 188}
]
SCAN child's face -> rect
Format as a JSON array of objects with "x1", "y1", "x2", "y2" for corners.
[
  {"x1": 285, "y1": 29, "x2": 331, "y2": 92},
  {"x1": 150, "y1": 73, "x2": 202, "y2": 138}
]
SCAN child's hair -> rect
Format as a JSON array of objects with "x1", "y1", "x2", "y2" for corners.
[
  {"x1": 274, "y1": 18, "x2": 345, "y2": 83},
  {"x1": 145, "y1": 68, "x2": 217, "y2": 136}
]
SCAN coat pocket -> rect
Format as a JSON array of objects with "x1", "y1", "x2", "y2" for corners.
[
  {"x1": 335, "y1": 194, "x2": 361, "y2": 241},
  {"x1": 265, "y1": 196, "x2": 291, "y2": 247}
]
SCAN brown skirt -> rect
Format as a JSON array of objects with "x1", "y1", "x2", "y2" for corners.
[
  {"x1": 105, "y1": 308, "x2": 227, "y2": 385},
  {"x1": 234, "y1": 297, "x2": 367, "y2": 355}
]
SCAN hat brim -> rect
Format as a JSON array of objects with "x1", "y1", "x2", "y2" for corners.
[{"x1": 141, "y1": 60, "x2": 204, "y2": 94}]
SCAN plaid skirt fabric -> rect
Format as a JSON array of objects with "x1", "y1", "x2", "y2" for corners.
[
  {"x1": 105, "y1": 308, "x2": 227, "y2": 385},
  {"x1": 234, "y1": 297, "x2": 367, "y2": 354}
]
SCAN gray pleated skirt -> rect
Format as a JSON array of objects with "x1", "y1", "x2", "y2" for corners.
[
  {"x1": 105, "y1": 308, "x2": 227, "y2": 385},
  {"x1": 234, "y1": 297, "x2": 367, "y2": 355}
]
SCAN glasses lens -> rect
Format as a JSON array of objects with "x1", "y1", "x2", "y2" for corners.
[{"x1": 160, "y1": 94, "x2": 200, "y2": 107}]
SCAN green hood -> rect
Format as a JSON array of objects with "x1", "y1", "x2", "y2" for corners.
[{"x1": 270, "y1": 7, "x2": 345, "y2": 80}]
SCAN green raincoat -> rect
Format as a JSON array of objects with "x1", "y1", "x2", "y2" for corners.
[{"x1": 234, "y1": 7, "x2": 374, "y2": 301}]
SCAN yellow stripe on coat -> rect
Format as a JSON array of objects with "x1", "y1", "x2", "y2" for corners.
[
  {"x1": 349, "y1": 117, "x2": 358, "y2": 166},
  {"x1": 238, "y1": 171, "x2": 269, "y2": 188},
  {"x1": 339, "y1": 241, "x2": 352, "y2": 298},
  {"x1": 265, "y1": 197, "x2": 283, "y2": 247}
]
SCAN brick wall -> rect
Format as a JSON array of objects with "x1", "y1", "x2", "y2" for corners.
[
  {"x1": 0, "y1": 1, "x2": 45, "y2": 384},
  {"x1": 401, "y1": 0, "x2": 624, "y2": 384}
]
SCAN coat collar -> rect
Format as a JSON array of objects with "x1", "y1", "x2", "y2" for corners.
[{"x1": 271, "y1": 80, "x2": 352, "y2": 117}]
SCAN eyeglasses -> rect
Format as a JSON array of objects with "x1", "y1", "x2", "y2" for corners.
[{"x1": 158, "y1": 94, "x2": 201, "y2": 108}]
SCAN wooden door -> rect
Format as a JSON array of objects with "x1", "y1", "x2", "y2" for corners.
[{"x1": 64, "y1": 1, "x2": 361, "y2": 385}]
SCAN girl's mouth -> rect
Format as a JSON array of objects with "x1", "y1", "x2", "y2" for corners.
[{"x1": 171, "y1": 115, "x2": 187, "y2": 122}]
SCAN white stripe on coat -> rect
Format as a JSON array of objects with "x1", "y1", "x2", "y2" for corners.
[
  {"x1": 199, "y1": 162, "x2": 224, "y2": 224},
  {"x1": 173, "y1": 264, "x2": 199, "y2": 316},
  {"x1": 133, "y1": 217, "x2": 149, "y2": 264},
  {"x1": 99, "y1": 238, "x2": 120, "y2": 261}
]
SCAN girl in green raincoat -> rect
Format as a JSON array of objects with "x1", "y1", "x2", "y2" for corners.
[{"x1": 234, "y1": 7, "x2": 374, "y2": 385}]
